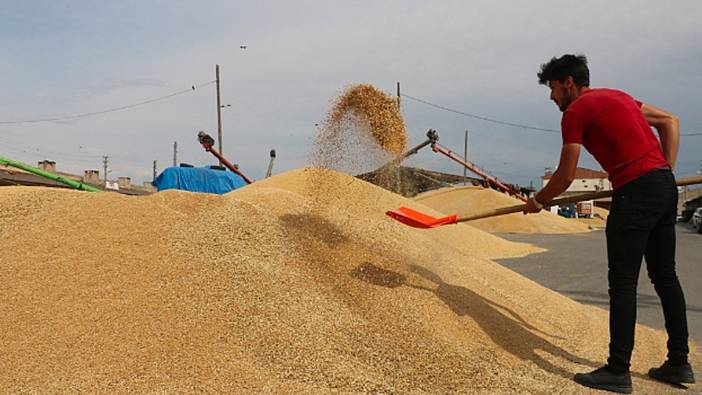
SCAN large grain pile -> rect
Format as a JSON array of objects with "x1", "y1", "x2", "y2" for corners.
[
  {"x1": 415, "y1": 186, "x2": 592, "y2": 234},
  {"x1": 0, "y1": 172, "x2": 698, "y2": 394}
]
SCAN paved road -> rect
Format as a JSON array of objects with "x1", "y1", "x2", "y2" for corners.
[{"x1": 495, "y1": 223, "x2": 702, "y2": 344}]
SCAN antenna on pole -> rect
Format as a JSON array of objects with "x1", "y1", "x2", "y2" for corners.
[{"x1": 396, "y1": 82, "x2": 401, "y2": 109}]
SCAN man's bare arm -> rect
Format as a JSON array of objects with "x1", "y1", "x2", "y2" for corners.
[
  {"x1": 524, "y1": 143, "x2": 580, "y2": 213},
  {"x1": 641, "y1": 103, "x2": 680, "y2": 170}
]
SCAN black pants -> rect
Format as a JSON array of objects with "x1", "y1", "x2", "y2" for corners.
[{"x1": 605, "y1": 168, "x2": 689, "y2": 372}]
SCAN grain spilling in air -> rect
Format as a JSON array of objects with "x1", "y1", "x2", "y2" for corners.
[
  {"x1": 312, "y1": 83, "x2": 407, "y2": 174},
  {"x1": 311, "y1": 83, "x2": 413, "y2": 197}
]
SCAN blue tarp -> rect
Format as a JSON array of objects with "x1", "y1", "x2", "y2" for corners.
[{"x1": 152, "y1": 166, "x2": 247, "y2": 194}]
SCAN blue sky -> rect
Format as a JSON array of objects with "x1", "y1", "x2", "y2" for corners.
[{"x1": 1, "y1": 1, "x2": 701, "y2": 186}]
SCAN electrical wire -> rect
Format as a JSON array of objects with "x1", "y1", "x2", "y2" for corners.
[
  {"x1": 0, "y1": 136, "x2": 102, "y2": 160},
  {"x1": 402, "y1": 93, "x2": 702, "y2": 136},
  {"x1": 0, "y1": 80, "x2": 215, "y2": 125},
  {"x1": 401, "y1": 93, "x2": 560, "y2": 133},
  {"x1": 488, "y1": 169, "x2": 539, "y2": 179},
  {"x1": 0, "y1": 79, "x2": 216, "y2": 180}
]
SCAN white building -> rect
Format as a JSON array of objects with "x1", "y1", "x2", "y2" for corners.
[
  {"x1": 542, "y1": 167, "x2": 611, "y2": 193},
  {"x1": 542, "y1": 167, "x2": 612, "y2": 214}
]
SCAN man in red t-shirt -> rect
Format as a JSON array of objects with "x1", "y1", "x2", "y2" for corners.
[{"x1": 524, "y1": 54, "x2": 693, "y2": 393}]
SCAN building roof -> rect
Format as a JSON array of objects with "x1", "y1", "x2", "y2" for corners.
[{"x1": 542, "y1": 167, "x2": 608, "y2": 180}]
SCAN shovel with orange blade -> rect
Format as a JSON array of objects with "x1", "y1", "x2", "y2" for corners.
[{"x1": 386, "y1": 175, "x2": 702, "y2": 229}]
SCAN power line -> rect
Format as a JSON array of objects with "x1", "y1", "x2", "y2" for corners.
[
  {"x1": 402, "y1": 93, "x2": 702, "y2": 136},
  {"x1": 489, "y1": 169, "x2": 538, "y2": 179},
  {"x1": 0, "y1": 136, "x2": 102, "y2": 160},
  {"x1": 402, "y1": 93, "x2": 560, "y2": 133},
  {"x1": 0, "y1": 144, "x2": 99, "y2": 163},
  {"x1": 0, "y1": 80, "x2": 216, "y2": 125}
]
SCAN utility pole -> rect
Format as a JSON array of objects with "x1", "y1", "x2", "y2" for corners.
[
  {"x1": 173, "y1": 141, "x2": 178, "y2": 167},
  {"x1": 396, "y1": 82, "x2": 401, "y2": 110},
  {"x1": 463, "y1": 130, "x2": 468, "y2": 185},
  {"x1": 153, "y1": 160, "x2": 157, "y2": 181},
  {"x1": 216, "y1": 64, "x2": 223, "y2": 166},
  {"x1": 102, "y1": 156, "x2": 109, "y2": 185}
]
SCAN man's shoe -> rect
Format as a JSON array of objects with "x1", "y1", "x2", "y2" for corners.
[
  {"x1": 573, "y1": 366, "x2": 632, "y2": 394},
  {"x1": 648, "y1": 361, "x2": 695, "y2": 384}
]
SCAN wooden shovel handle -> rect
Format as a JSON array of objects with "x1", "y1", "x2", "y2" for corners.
[{"x1": 456, "y1": 174, "x2": 702, "y2": 223}]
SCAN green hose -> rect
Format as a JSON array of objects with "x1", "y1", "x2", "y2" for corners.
[{"x1": 0, "y1": 156, "x2": 102, "y2": 192}]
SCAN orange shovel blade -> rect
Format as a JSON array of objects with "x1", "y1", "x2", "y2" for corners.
[{"x1": 385, "y1": 207, "x2": 458, "y2": 229}]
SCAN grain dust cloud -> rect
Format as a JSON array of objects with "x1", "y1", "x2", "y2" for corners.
[
  {"x1": 312, "y1": 83, "x2": 407, "y2": 174},
  {"x1": 310, "y1": 83, "x2": 414, "y2": 196}
]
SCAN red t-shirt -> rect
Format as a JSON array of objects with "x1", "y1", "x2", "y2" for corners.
[{"x1": 561, "y1": 88, "x2": 669, "y2": 189}]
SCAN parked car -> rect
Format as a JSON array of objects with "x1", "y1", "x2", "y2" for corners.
[
  {"x1": 693, "y1": 207, "x2": 702, "y2": 234},
  {"x1": 557, "y1": 204, "x2": 577, "y2": 218}
]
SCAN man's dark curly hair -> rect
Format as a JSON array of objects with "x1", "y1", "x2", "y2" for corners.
[{"x1": 537, "y1": 54, "x2": 590, "y2": 87}]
